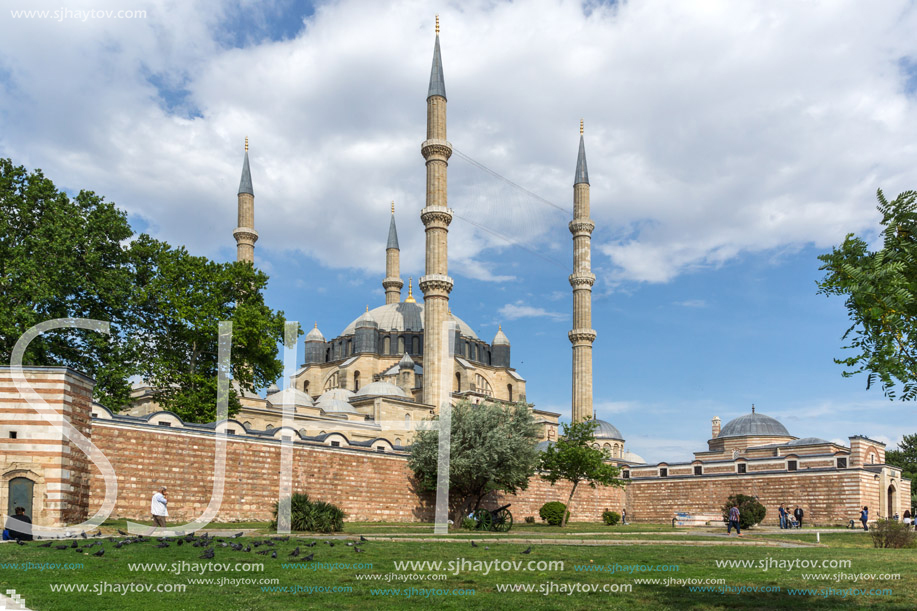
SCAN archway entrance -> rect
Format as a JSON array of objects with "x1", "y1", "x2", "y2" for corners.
[
  {"x1": 8, "y1": 477, "x2": 34, "y2": 518},
  {"x1": 887, "y1": 485, "x2": 896, "y2": 517}
]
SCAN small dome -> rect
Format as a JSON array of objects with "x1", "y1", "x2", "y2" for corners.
[
  {"x1": 492, "y1": 325, "x2": 510, "y2": 346},
  {"x1": 719, "y1": 411, "x2": 790, "y2": 438},
  {"x1": 317, "y1": 388, "x2": 356, "y2": 404},
  {"x1": 785, "y1": 437, "x2": 829, "y2": 446},
  {"x1": 266, "y1": 387, "x2": 314, "y2": 409},
  {"x1": 340, "y1": 302, "x2": 478, "y2": 339},
  {"x1": 306, "y1": 324, "x2": 325, "y2": 342},
  {"x1": 594, "y1": 419, "x2": 624, "y2": 441},
  {"x1": 266, "y1": 383, "x2": 280, "y2": 394},
  {"x1": 356, "y1": 307, "x2": 377, "y2": 328},
  {"x1": 320, "y1": 398, "x2": 358, "y2": 414},
  {"x1": 536, "y1": 440, "x2": 555, "y2": 453},
  {"x1": 398, "y1": 352, "x2": 415, "y2": 370},
  {"x1": 355, "y1": 381, "x2": 409, "y2": 398},
  {"x1": 622, "y1": 450, "x2": 646, "y2": 464}
]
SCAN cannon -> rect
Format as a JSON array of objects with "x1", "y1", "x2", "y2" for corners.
[{"x1": 472, "y1": 503, "x2": 513, "y2": 532}]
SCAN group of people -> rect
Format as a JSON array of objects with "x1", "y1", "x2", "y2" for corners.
[
  {"x1": 777, "y1": 505, "x2": 804, "y2": 529},
  {"x1": 2, "y1": 506, "x2": 33, "y2": 541}
]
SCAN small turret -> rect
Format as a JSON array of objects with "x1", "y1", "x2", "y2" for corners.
[
  {"x1": 492, "y1": 325, "x2": 511, "y2": 368},
  {"x1": 304, "y1": 322, "x2": 326, "y2": 364},
  {"x1": 354, "y1": 306, "x2": 378, "y2": 353}
]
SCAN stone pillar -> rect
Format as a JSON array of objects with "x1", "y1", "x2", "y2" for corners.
[
  {"x1": 569, "y1": 123, "x2": 597, "y2": 422},
  {"x1": 420, "y1": 28, "x2": 454, "y2": 408}
]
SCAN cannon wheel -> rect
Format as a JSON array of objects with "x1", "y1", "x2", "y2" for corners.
[
  {"x1": 493, "y1": 508, "x2": 513, "y2": 532},
  {"x1": 473, "y1": 509, "x2": 493, "y2": 531}
]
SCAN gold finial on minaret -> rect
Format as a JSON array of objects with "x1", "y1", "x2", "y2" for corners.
[
  {"x1": 499, "y1": 324, "x2": 502, "y2": 331},
  {"x1": 245, "y1": 136, "x2": 248, "y2": 152},
  {"x1": 405, "y1": 277, "x2": 416, "y2": 303},
  {"x1": 366, "y1": 305, "x2": 370, "y2": 313},
  {"x1": 391, "y1": 200, "x2": 395, "y2": 214},
  {"x1": 314, "y1": 322, "x2": 317, "y2": 329},
  {"x1": 580, "y1": 119, "x2": 583, "y2": 135},
  {"x1": 435, "y1": 15, "x2": 440, "y2": 34}
]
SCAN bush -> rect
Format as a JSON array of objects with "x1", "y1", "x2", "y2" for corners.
[
  {"x1": 870, "y1": 519, "x2": 917, "y2": 548},
  {"x1": 722, "y1": 494, "x2": 766, "y2": 529},
  {"x1": 602, "y1": 510, "x2": 620, "y2": 526},
  {"x1": 270, "y1": 492, "x2": 345, "y2": 533},
  {"x1": 524, "y1": 516, "x2": 535, "y2": 524},
  {"x1": 461, "y1": 517, "x2": 477, "y2": 530},
  {"x1": 539, "y1": 501, "x2": 570, "y2": 526}
]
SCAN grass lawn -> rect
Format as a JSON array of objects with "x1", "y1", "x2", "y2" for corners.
[{"x1": 1, "y1": 525, "x2": 913, "y2": 610}]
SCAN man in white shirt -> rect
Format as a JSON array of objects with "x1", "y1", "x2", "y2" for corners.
[{"x1": 151, "y1": 487, "x2": 168, "y2": 528}]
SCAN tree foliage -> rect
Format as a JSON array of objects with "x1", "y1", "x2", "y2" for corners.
[
  {"x1": 885, "y1": 433, "x2": 917, "y2": 488},
  {"x1": 0, "y1": 158, "x2": 291, "y2": 421},
  {"x1": 408, "y1": 401, "x2": 541, "y2": 530},
  {"x1": 539, "y1": 420, "x2": 624, "y2": 527},
  {"x1": 817, "y1": 189, "x2": 917, "y2": 400},
  {"x1": 722, "y1": 494, "x2": 766, "y2": 529}
]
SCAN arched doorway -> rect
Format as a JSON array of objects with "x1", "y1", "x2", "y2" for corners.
[
  {"x1": 8, "y1": 477, "x2": 34, "y2": 518},
  {"x1": 888, "y1": 485, "x2": 896, "y2": 517}
]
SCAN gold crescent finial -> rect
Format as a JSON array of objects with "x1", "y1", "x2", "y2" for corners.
[
  {"x1": 245, "y1": 136, "x2": 249, "y2": 152},
  {"x1": 314, "y1": 322, "x2": 317, "y2": 329},
  {"x1": 580, "y1": 119, "x2": 583, "y2": 135},
  {"x1": 435, "y1": 15, "x2": 440, "y2": 34},
  {"x1": 405, "y1": 277, "x2": 416, "y2": 303},
  {"x1": 499, "y1": 324, "x2": 502, "y2": 331},
  {"x1": 366, "y1": 305, "x2": 370, "y2": 313},
  {"x1": 391, "y1": 200, "x2": 395, "y2": 214}
]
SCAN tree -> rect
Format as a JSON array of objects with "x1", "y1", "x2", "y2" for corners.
[
  {"x1": 722, "y1": 494, "x2": 766, "y2": 529},
  {"x1": 539, "y1": 420, "x2": 624, "y2": 527},
  {"x1": 408, "y1": 401, "x2": 541, "y2": 530},
  {"x1": 885, "y1": 434, "x2": 917, "y2": 507},
  {"x1": 817, "y1": 189, "x2": 917, "y2": 400},
  {"x1": 0, "y1": 158, "x2": 292, "y2": 419}
]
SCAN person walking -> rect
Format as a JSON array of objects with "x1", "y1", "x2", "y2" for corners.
[
  {"x1": 727, "y1": 505, "x2": 742, "y2": 536},
  {"x1": 778, "y1": 505, "x2": 787, "y2": 529},
  {"x1": 621, "y1": 508, "x2": 627, "y2": 525},
  {"x1": 860, "y1": 506, "x2": 869, "y2": 531},
  {"x1": 151, "y1": 486, "x2": 169, "y2": 528},
  {"x1": 794, "y1": 505, "x2": 804, "y2": 529}
]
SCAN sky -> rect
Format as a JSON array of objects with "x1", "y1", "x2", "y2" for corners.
[{"x1": 2, "y1": 0, "x2": 916, "y2": 463}]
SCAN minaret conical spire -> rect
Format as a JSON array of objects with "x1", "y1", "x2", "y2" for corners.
[
  {"x1": 233, "y1": 137, "x2": 258, "y2": 263},
  {"x1": 574, "y1": 121, "x2": 589, "y2": 186},
  {"x1": 428, "y1": 16, "x2": 447, "y2": 101}
]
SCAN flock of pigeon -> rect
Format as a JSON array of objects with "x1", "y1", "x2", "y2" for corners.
[{"x1": 12, "y1": 530, "x2": 377, "y2": 561}]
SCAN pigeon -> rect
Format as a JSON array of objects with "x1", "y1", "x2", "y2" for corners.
[
  {"x1": 243, "y1": 546, "x2": 251, "y2": 553},
  {"x1": 271, "y1": 536, "x2": 290, "y2": 542},
  {"x1": 39, "y1": 542, "x2": 52, "y2": 548},
  {"x1": 256, "y1": 550, "x2": 269, "y2": 556},
  {"x1": 177, "y1": 539, "x2": 183, "y2": 546},
  {"x1": 471, "y1": 541, "x2": 478, "y2": 548},
  {"x1": 265, "y1": 540, "x2": 275, "y2": 547},
  {"x1": 485, "y1": 546, "x2": 490, "y2": 550},
  {"x1": 302, "y1": 553, "x2": 314, "y2": 561},
  {"x1": 80, "y1": 532, "x2": 88, "y2": 539},
  {"x1": 232, "y1": 532, "x2": 244, "y2": 538},
  {"x1": 93, "y1": 548, "x2": 104, "y2": 557},
  {"x1": 118, "y1": 530, "x2": 128, "y2": 536},
  {"x1": 155, "y1": 542, "x2": 170, "y2": 549},
  {"x1": 220, "y1": 543, "x2": 229, "y2": 548},
  {"x1": 271, "y1": 551, "x2": 277, "y2": 559},
  {"x1": 521, "y1": 547, "x2": 531, "y2": 554},
  {"x1": 230, "y1": 543, "x2": 243, "y2": 551},
  {"x1": 328, "y1": 542, "x2": 335, "y2": 547},
  {"x1": 253, "y1": 541, "x2": 263, "y2": 548},
  {"x1": 289, "y1": 547, "x2": 300, "y2": 557},
  {"x1": 354, "y1": 546, "x2": 364, "y2": 553},
  {"x1": 71, "y1": 541, "x2": 79, "y2": 549},
  {"x1": 114, "y1": 542, "x2": 123, "y2": 549},
  {"x1": 93, "y1": 530, "x2": 102, "y2": 537},
  {"x1": 304, "y1": 541, "x2": 316, "y2": 548},
  {"x1": 199, "y1": 548, "x2": 215, "y2": 560},
  {"x1": 55, "y1": 545, "x2": 69, "y2": 550},
  {"x1": 360, "y1": 536, "x2": 368, "y2": 542},
  {"x1": 346, "y1": 542, "x2": 353, "y2": 547},
  {"x1": 16, "y1": 540, "x2": 26, "y2": 546}
]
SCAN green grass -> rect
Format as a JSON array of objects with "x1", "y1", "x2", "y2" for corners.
[{"x1": 1, "y1": 526, "x2": 914, "y2": 610}]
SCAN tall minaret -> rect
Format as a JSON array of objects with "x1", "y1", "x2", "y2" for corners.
[
  {"x1": 569, "y1": 120, "x2": 597, "y2": 422},
  {"x1": 233, "y1": 137, "x2": 258, "y2": 263},
  {"x1": 420, "y1": 16, "x2": 454, "y2": 407},
  {"x1": 383, "y1": 201, "x2": 404, "y2": 304}
]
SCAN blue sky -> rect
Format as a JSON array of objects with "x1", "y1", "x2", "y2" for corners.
[{"x1": 1, "y1": 0, "x2": 916, "y2": 462}]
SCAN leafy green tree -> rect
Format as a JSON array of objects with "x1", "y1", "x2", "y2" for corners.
[
  {"x1": 0, "y1": 158, "x2": 135, "y2": 407},
  {"x1": 539, "y1": 419, "x2": 624, "y2": 527},
  {"x1": 0, "y1": 158, "x2": 292, "y2": 420},
  {"x1": 817, "y1": 189, "x2": 917, "y2": 400},
  {"x1": 408, "y1": 401, "x2": 541, "y2": 530},
  {"x1": 722, "y1": 494, "x2": 766, "y2": 529},
  {"x1": 885, "y1": 434, "x2": 917, "y2": 497}
]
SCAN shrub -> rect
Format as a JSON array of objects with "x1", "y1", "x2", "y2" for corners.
[
  {"x1": 539, "y1": 501, "x2": 570, "y2": 526},
  {"x1": 461, "y1": 517, "x2": 477, "y2": 530},
  {"x1": 524, "y1": 516, "x2": 536, "y2": 524},
  {"x1": 270, "y1": 492, "x2": 345, "y2": 533},
  {"x1": 870, "y1": 519, "x2": 917, "y2": 549},
  {"x1": 722, "y1": 494, "x2": 766, "y2": 529},
  {"x1": 602, "y1": 510, "x2": 620, "y2": 526}
]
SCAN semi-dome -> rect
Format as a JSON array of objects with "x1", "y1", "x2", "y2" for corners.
[
  {"x1": 266, "y1": 387, "x2": 315, "y2": 408},
  {"x1": 719, "y1": 411, "x2": 790, "y2": 438},
  {"x1": 594, "y1": 419, "x2": 624, "y2": 441},
  {"x1": 355, "y1": 381, "x2": 409, "y2": 398},
  {"x1": 319, "y1": 399, "x2": 358, "y2": 414},
  {"x1": 317, "y1": 388, "x2": 356, "y2": 404},
  {"x1": 340, "y1": 302, "x2": 478, "y2": 339}
]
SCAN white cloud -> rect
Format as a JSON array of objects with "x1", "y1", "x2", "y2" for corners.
[
  {"x1": 673, "y1": 299, "x2": 707, "y2": 308},
  {"x1": 1, "y1": 0, "x2": 916, "y2": 288},
  {"x1": 499, "y1": 301, "x2": 567, "y2": 321}
]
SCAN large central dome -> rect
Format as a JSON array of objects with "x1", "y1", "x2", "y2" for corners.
[
  {"x1": 719, "y1": 411, "x2": 790, "y2": 438},
  {"x1": 340, "y1": 302, "x2": 478, "y2": 339}
]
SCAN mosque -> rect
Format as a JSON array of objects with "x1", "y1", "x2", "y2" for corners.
[{"x1": 0, "y1": 19, "x2": 908, "y2": 528}]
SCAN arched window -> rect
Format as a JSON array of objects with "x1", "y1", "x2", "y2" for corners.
[
  {"x1": 404, "y1": 413, "x2": 412, "y2": 429},
  {"x1": 412, "y1": 336, "x2": 420, "y2": 354},
  {"x1": 324, "y1": 372, "x2": 340, "y2": 391},
  {"x1": 473, "y1": 374, "x2": 493, "y2": 397},
  {"x1": 398, "y1": 336, "x2": 405, "y2": 354},
  {"x1": 301, "y1": 380, "x2": 310, "y2": 395},
  {"x1": 383, "y1": 336, "x2": 391, "y2": 354},
  {"x1": 346, "y1": 339, "x2": 352, "y2": 355},
  {"x1": 455, "y1": 372, "x2": 461, "y2": 392},
  {"x1": 507, "y1": 384, "x2": 513, "y2": 402},
  {"x1": 353, "y1": 371, "x2": 361, "y2": 392},
  {"x1": 487, "y1": 350, "x2": 491, "y2": 366}
]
